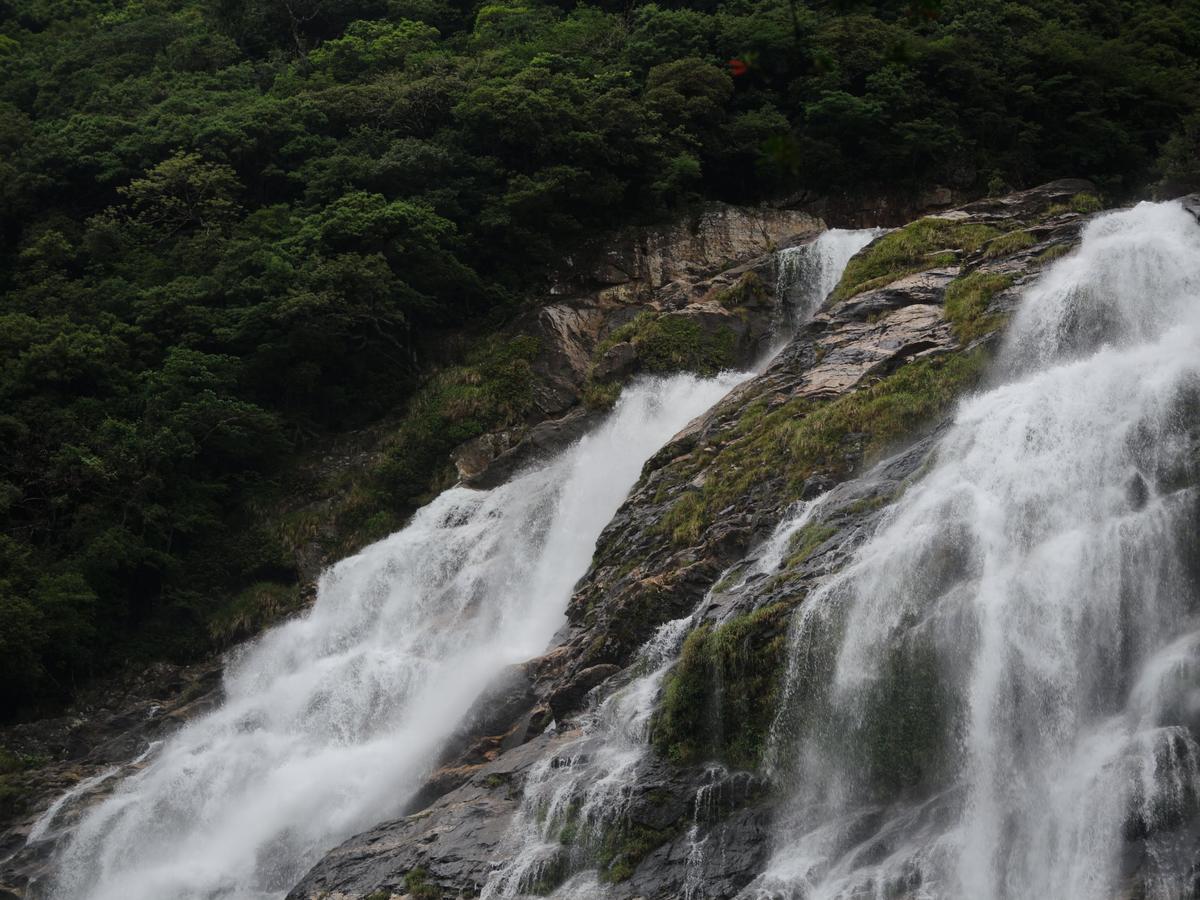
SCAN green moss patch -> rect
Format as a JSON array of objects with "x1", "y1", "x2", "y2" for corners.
[
  {"x1": 784, "y1": 522, "x2": 839, "y2": 569},
  {"x1": 714, "y1": 271, "x2": 769, "y2": 309},
  {"x1": 658, "y1": 351, "x2": 988, "y2": 549},
  {"x1": 830, "y1": 219, "x2": 1000, "y2": 303},
  {"x1": 983, "y1": 229, "x2": 1034, "y2": 258},
  {"x1": 583, "y1": 312, "x2": 738, "y2": 410},
  {"x1": 652, "y1": 602, "x2": 795, "y2": 769}
]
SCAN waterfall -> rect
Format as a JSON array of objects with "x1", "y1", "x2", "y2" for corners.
[
  {"x1": 41, "y1": 372, "x2": 746, "y2": 900},
  {"x1": 773, "y1": 228, "x2": 882, "y2": 333},
  {"x1": 481, "y1": 231, "x2": 876, "y2": 898},
  {"x1": 760, "y1": 201, "x2": 1200, "y2": 899}
]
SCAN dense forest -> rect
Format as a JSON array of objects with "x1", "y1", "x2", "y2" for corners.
[{"x1": 1, "y1": 0, "x2": 1198, "y2": 718}]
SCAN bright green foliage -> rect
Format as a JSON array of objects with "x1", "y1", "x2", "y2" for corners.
[
  {"x1": 830, "y1": 219, "x2": 1000, "y2": 302},
  {"x1": 942, "y1": 272, "x2": 1013, "y2": 343},
  {"x1": 653, "y1": 601, "x2": 794, "y2": 769},
  {"x1": 0, "y1": 0, "x2": 1197, "y2": 715}
]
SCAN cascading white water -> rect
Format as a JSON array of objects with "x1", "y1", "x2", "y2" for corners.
[
  {"x1": 760, "y1": 201, "x2": 1200, "y2": 899},
  {"x1": 773, "y1": 229, "x2": 882, "y2": 334},
  {"x1": 481, "y1": 230, "x2": 878, "y2": 898},
  {"x1": 42, "y1": 372, "x2": 747, "y2": 900},
  {"x1": 481, "y1": 614, "x2": 696, "y2": 900}
]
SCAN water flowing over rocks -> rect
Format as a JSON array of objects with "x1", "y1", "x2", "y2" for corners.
[
  {"x1": 13, "y1": 180, "x2": 1187, "y2": 900},
  {"x1": 452, "y1": 203, "x2": 823, "y2": 488},
  {"x1": 286, "y1": 180, "x2": 1099, "y2": 899}
]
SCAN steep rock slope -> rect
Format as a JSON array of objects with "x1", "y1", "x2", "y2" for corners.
[{"x1": 288, "y1": 180, "x2": 1098, "y2": 899}]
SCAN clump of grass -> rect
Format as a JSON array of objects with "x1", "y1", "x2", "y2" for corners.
[
  {"x1": 830, "y1": 218, "x2": 1000, "y2": 303},
  {"x1": 943, "y1": 272, "x2": 1013, "y2": 343},
  {"x1": 983, "y1": 229, "x2": 1035, "y2": 258},
  {"x1": 208, "y1": 580, "x2": 303, "y2": 644},
  {"x1": 582, "y1": 379, "x2": 621, "y2": 410},
  {"x1": 404, "y1": 867, "x2": 440, "y2": 899},
  {"x1": 1037, "y1": 243, "x2": 1073, "y2": 264},
  {"x1": 581, "y1": 312, "x2": 738, "y2": 407},
  {"x1": 785, "y1": 522, "x2": 838, "y2": 568},
  {"x1": 1046, "y1": 191, "x2": 1105, "y2": 217}
]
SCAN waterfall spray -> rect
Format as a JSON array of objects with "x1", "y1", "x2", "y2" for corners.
[{"x1": 761, "y1": 201, "x2": 1200, "y2": 899}]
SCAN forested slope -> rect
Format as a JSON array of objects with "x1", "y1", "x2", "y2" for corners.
[{"x1": 1, "y1": 0, "x2": 1198, "y2": 717}]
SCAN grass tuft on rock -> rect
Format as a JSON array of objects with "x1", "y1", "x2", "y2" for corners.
[
  {"x1": 830, "y1": 218, "x2": 1000, "y2": 303},
  {"x1": 943, "y1": 273, "x2": 1013, "y2": 343},
  {"x1": 652, "y1": 602, "x2": 795, "y2": 769}
]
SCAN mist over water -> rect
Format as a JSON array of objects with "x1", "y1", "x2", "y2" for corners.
[
  {"x1": 761, "y1": 202, "x2": 1200, "y2": 899},
  {"x1": 44, "y1": 372, "x2": 746, "y2": 900}
]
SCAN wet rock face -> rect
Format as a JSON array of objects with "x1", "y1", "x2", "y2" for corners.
[
  {"x1": 451, "y1": 205, "x2": 824, "y2": 488},
  {"x1": 285, "y1": 182, "x2": 1097, "y2": 899}
]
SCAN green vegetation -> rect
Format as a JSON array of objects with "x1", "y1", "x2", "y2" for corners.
[
  {"x1": 0, "y1": 749, "x2": 49, "y2": 820},
  {"x1": 596, "y1": 821, "x2": 677, "y2": 883},
  {"x1": 659, "y1": 351, "x2": 987, "y2": 548},
  {"x1": 983, "y1": 230, "x2": 1035, "y2": 259},
  {"x1": 582, "y1": 312, "x2": 737, "y2": 409},
  {"x1": 404, "y1": 868, "x2": 440, "y2": 899},
  {"x1": 653, "y1": 601, "x2": 794, "y2": 769},
  {"x1": 714, "y1": 271, "x2": 769, "y2": 310},
  {"x1": 1, "y1": 0, "x2": 1198, "y2": 717},
  {"x1": 784, "y1": 521, "x2": 838, "y2": 569},
  {"x1": 830, "y1": 218, "x2": 999, "y2": 302},
  {"x1": 942, "y1": 272, "x2": 1013, "y2": 343}
]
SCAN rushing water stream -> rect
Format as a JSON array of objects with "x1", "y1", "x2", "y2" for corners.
[
  {"x1": 761, "y1": 201, "x2": 1200, "y2": 899},
  {"x1": 42, "y1": 372, "x2": 746, "y2": 900},
  {"x1": 38, "y1": 200, "x2": 1200, "y2": 900}
]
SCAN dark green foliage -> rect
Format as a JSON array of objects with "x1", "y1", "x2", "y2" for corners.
[
  {"x1": 652, "y1": 601, "x2": 794, "y2": 769},
  {"x1": 0, "y1": 0, "x2": 1196, "y2": 716},
  {"x1": 0, "y1": 748, "x2": 48, "y2": 820},
  {"x1": 403, "y1": 868, "x2": 440, "y2": 899}
]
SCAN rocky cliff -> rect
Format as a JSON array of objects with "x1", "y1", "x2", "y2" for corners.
[{"x1": 284, "y1": 180, "x2": 1099, "y2": 899}]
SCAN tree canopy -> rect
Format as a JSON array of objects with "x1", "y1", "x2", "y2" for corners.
[{"x1": 1, "y1": 0, "x2": 1198, "y2": 717}]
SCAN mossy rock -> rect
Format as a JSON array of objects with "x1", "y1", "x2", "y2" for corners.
[
  {"x1": 830, "y1": 218, "x2": 1001, "y2": 303},
  {"x1": 657, "y1": 350, "x2": 988, "y2": 549},
  {"x1": 652, "y1": 601, "x2": 796, "y2": 770}
]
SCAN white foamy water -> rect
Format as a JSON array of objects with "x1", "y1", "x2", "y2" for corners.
[
  {"x1": 480, "y1": 228, "x2": 875, "y2": 897},
  {"x1": 760, "y1": 202, "x2": 1200, "y2": 899},
  {"x1": 43, "y1": 371, "x2": 748, "y2": 900},
  {"x1": 773, "y1": 228, "x2": 883, "y2": 335}
]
